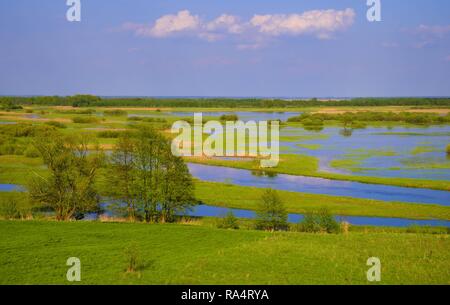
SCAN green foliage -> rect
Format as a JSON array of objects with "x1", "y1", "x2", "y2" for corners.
[
  {"x1": 219, "y1": 114, "x2": 239, "y2": 121},
  {"x1": 2, "y1": 95, "x2": 450, "y2": 108},
  {"x1": 45, "y1": 121, "x2": 67, "y2": 129},
  {"x1": 23, "y1": 145, "x2": 40, "y2": 158},
  {"x1": 105, "y1": 128, "x2": 196, "y2": 223},
  {"x1": 297, "y1": 208, "x2": 341, "y2": 234},
  {"x1": 0, "y1": 199, "x2": 21, "y2": 219},
  {"x1": 72, "y1": 116, "x2": 99, "y2": 124},
  {"x1": 288, "y1": 112, "x2": 450, "y2": 126},
  {"x1": 127, "y1": 116, "x2": 167, "y2": 123},
  {"x1": 124, "y1": 242, "x2": 142, "y2": 273},
  {"x1": 28, "y1": 131, "x2": 104, "y2": 220},
  {"x1": 217, "y1": 211, "x2": 239, "y2": 230},
  {"x1": 97, "y1": 130, "x2": 123, "y2": 138},
  {"x1": 447, "y1": 144, "x2": 450, "y2": 155},
  {"x1": 255, "y1": 189, "x2": 288, "y2": 231},
  {"x1": 104, "y1": 110, "x2": 128, "y2": 116}
]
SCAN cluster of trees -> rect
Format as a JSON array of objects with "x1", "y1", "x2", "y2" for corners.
[
  {"x1": 27, "y1": 127, "x2": 195, "y2": 222},
  {"x1": 2, "y1": 95, "x2": 450, "y2": 108},
  {"x1": 288, "y1": 112, "x2": 450, "y2": 126},
  {"x1": 105, "y1": 128, "x2": 195, "y2": 223}
]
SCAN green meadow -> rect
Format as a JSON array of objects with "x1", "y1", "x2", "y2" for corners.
[{"x1": 0, "y1": 221, "x2": 449, "y2": 285}]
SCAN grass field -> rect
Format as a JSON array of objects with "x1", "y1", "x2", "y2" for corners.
[{"x1": 0, "y1": 220, "x2": 449, "y2": 285}]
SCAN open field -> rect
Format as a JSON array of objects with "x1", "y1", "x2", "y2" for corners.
[{"x1": 0, "y1": 220, "x2": 449, "y2": 285}]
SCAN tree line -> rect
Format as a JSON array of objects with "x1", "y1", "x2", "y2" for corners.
[{"x1": 1, "y1": 95, "x2": 450, "y2": 108}]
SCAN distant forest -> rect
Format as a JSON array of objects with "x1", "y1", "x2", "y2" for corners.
[{"x1": 1, "y1": 95, "x2": 450, "y2": 108}]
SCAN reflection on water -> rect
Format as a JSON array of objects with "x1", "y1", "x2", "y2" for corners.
[{"x1": 188, "y1": 163, "x2": 450, "y2": 206}]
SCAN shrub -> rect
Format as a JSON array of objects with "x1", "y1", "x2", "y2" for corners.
[
  {"x1": 97, "y1": 130, "x2": 122, "y2": 138},
  {"x1": 45, "y1": 121, "x2": 67, "y2": 129},
  {"x1": 447, "y1": 144, "x2": 450, "y2": 155},
  {"x1": 24, "y1": 145, "x2": 41, "y2": 158},
  {"x1": 255, "y1": 189, "x2": 288, "y2": 231},
  {"x1": 298, "y1": 208, "x2": 341, "y2": 234},
  {"x1": 124, "y1": 242, "x2": 141, "y2": 273},
  {"x1": 219, "y1": 114, "x2": 239, "y2": 121},
  {"x1": 0, "y1": 199, "x2": 21, "y2": 219},
  {"x1": 217, "y1": 211, "x2": 239, "y2": 230},
  {"x1": 104, "y1": 110, "x2": 128, "y2": 116},
  {"x1": 72, "y1": 116, "x2": 99, "y2": 124}
]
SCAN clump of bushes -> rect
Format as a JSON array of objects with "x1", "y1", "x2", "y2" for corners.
[
  {"x1": 72, "y1": 116, "x2": 99, "y2": 124},
  {"x1": 45, "y1": 121, "x2": 67, "y2": 129},
  {"x1": 104, "y1": 110, "x2": 128, "y2": 116},
  {"x1": 219, "y1": 114, "x2": 239, "y2": 121},
  {"x1": 97, "y1": 130, "x2": 123, "y2": 138},
  {"x1": 297, "y1": 208, "x2": 341, "y2": 234},
  {"x1": 128, "y1": 117, "x2": 167, "y2": 123},
  {"x1": 288, "y1": 111, "x2": 450, "y2": 126},
  {"x1": 23, "y1": 145, "x2": 40, "y2": 158},
  {"x1": 447, "y1": 144, "x2": 450, "y2": 155},
  {"x1": 0, "y1": 198, "x2": 30, "y2": 220},
  {"x1": 217, "y1": 211, "x2": 239, "y2": 230}
]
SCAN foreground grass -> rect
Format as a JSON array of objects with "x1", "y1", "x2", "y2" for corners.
[
  {"x1": 0, "y1": 220, "x2": 448, "y2": 285},
  {"x1": 195, "y1": 181, "x2": 450, "y2": 220}
]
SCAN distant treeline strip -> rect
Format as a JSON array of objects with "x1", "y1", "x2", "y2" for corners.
[{"x1": 1, "y1": 95, "x2": 450, "y2": 108}]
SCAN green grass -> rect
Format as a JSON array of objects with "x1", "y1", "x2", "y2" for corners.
[
  {"x1": 195, "y1": 181, "x2": 450, "y2": 220},
  {"x1": 0, "y1": 220, "x2": 448, "y2": 284}
]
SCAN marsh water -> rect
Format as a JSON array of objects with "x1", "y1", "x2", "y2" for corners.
[
  {"x1": 281, "y1": 125, "x2": 450, "y2": 181},
  {"x1": 188, "y1": 164, "x2": 450, "y2": 206}
]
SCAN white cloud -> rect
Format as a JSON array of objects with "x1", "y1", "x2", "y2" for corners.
[
  {"x1": 127, "y1": 10, "x2": 201, "y2": 38},
  {"x1": 250, "y1": 9, "x2": 355, "y2": 38},
  {"x1": 122, "y1": 9, "x2": 356, "y2": 48},
  {"x1": 416, "y1": 24, "x2": 450, "y2": 37}
]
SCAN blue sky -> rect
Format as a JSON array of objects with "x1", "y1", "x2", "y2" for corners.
[{"x1": 0, "y1": 0, "x2": 449, "y2": 97}]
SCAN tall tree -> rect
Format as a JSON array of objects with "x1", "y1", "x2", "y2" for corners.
[{"x1": 28, "y1": 132, "x2": 103, "y2": 220}]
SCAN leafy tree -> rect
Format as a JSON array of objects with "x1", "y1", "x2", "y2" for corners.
[
  {"x1": 28, "y1": 132, "x2": 104, "y2": 220},
  {"x1": 107, "y1": 127, "x2": 195, "y2": 223},
  {"x1": 255, "y1": 189, "x2": 288, "y2": 231}
]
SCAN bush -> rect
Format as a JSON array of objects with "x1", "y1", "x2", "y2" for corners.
[
  {"x1": 24, "y1": 145, "x2": 41, "y2": 158},
  {"x1": 219, "y1": 114, "x2": 239, "y2": 121},
  {"x1": 0, "y1": 199, "x2": 21, "y2": 219},
  {"x1": 447, "y1": 144, "x2": 450, "y2": 155},
  {"x1": 97, "y1": 130, "x2": 122, "y2": 138},
  {"x1": 72, "y1": 116, "x2": 99, "y2": 124},
  {"x1": 104, "y1": 110, "x2": 128, "y2": 116},
  {"x1": 255, "y1": 189, "x2": 288, "y2": 231},
  {"x1": 298, "y1": 208, "x2": 341, "y2": 234},
  {"x1": 124, "y1": 242, "x2": 141, "y2": 273},
  {"x1": 217, "y1": 211, "x2": 239, "y2": 230},
  {"x1": 45, "y1": 121, "x2": 67, "y2": 129}
]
